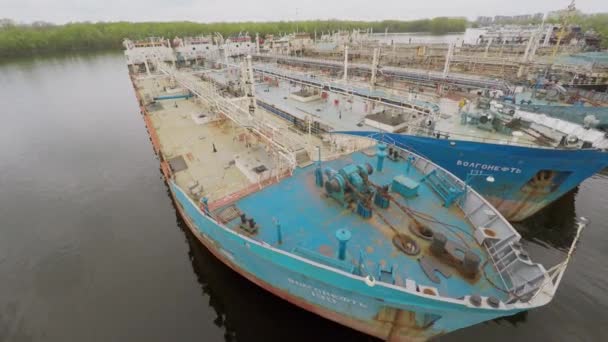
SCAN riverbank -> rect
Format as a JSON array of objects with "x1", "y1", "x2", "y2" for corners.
[{"x1": 0, "y1": 18, "x2": 466, "y2": 58}]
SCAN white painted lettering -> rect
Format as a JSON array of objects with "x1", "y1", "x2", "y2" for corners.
[
  {"x1": 287, "y1": 278, "x2": 368, "y2": 308},
  {"x1": 456, "y1": 160, "x2": 521, "y2": 174}
]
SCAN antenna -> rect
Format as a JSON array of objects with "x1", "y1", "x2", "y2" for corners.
[{"x1": 295, "y1": 8, "x2": 299, "y2": 33}]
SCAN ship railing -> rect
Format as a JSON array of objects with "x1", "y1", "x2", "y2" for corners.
[
  {"x1": 253, "y1": 53, "x2": 513, "y2": 91},
  {"x1": 568, "y1": 88, "x2": 608, "y2": 104},
  {"x1": 255, "y1": 99, "x2": 371, "y2": 161},
  {"x1": 415, "y1": 126, "x2": 551, "y2": 149},
  {"x1": 383, "y1": 132, "x2": 534, "y2": 298},
  {"x1": 410, "y1": 147, "x2": 527, "y2": 298},
  {"x1": 189, "y1": 65, "x2": 338, "y2": 162},
  {"x1": 473, "y1": 211, "x2": 588, "y2": 303},
  {"x1": 154, "y1": 61, "x2": 298, "y2": 171},
  {"x1": 454, "y1": 176, "x2": 561, "y2": 302},
  {"x1": 359, "y1": 131, "x2": 587, "y2": 304},
  {"x1": 253, "y1": 64, "x2": 438, "y2": 115}
]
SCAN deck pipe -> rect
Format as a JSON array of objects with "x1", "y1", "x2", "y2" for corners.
[
  {"x1": 335, "y1": 228, "x2": 352, "y2": 261},
  {"x1": 406, "y1": 155, "x2": 415, "y2": 174},
  {"x1": 315, "y1": 146, "x2": 323, "y2": 187},
  {"x1": 358, "y1": 250, "x2": 366, "y2": 276},
  {"x1": 376, "y1": 144, "x2": 387, "y2": 172},
  {"x1": 200, "y1": 197, "x2": 209, "y2": 215},
  {"x1": 276, "y1": 221, "x2": 283, "y2": 245},
  {"x1": 153, "y1": 93, "x2": 191, "y2": 100}
]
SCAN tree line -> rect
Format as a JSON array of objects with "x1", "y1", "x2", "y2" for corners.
[
  {"x1": 0, "y1": 18, "x2": 467, "y2": 58},
  {"x1": 570, "y1": 13, "x2": 608, "y2": 48}
]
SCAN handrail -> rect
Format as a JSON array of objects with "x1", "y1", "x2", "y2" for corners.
[{"x1": 155, "y1": 61, "x2": 298, "y2": 170}]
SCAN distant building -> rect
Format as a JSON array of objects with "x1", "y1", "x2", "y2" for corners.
[
  {"x1": 490, "y1": 13, "x2": 544, "y2": 24},
  {"x1": 476, "y1": 16, "x2": 493, "y2": 26},
  {"x1": 0, "y1": 18, "x2": 15, "y2": 27},
  {"x1": 463, "y1": 23, "x2": 595, "y2": 47},
  {"x1": 493, "y1": 15, "x2": 510, "y2": 23},
  {"x1": 533, "y1": 13, "x2": 545, "y2": 21}
]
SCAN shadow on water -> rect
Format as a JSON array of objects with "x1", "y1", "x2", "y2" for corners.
[
  {"x1": 164, "y1": 185, "x2": 378, "y2": 342},
  {"x1": 514, "y1": 187, "x2": 579, "y2": 251},
  {"x1": 486, "y1": 188, "x2": 580, "y2": 328}
]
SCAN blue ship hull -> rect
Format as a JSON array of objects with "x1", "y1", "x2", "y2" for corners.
[
  {"x1": 169, "y1": 181, "x2": 523, "y2": 341},
  {"x1": 338, "y1": 132, "x2": 608, "y2": 221}
]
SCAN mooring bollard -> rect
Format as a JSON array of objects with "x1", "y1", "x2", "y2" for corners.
[
  {"x1": 376, "y1": 143, "x2": 387, "y2": 172},
  {"x1": 336, "y1": 228, "x2": 352, "y2": 261}
]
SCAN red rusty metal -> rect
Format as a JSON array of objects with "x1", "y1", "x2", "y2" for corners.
[
  {"x1": 208, "y1": 169, "x2": 292, "y2": 211},
  {"x1": 142, "y1": 111, "x2": 161, "y2": 154},
  {"x1": 160, "y1": 161, "x2": 172, "y2": 180}
]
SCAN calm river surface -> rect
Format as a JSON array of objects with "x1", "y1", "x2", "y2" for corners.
[{"x1": 1, "y1": 52, "x2": 607, "y2": 342}]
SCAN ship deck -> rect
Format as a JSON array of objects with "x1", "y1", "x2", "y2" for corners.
[
  {"x1": 206, "y1": 64, "x2": 541, "y2": 147},
  {"x1": 135, "y1": 75, "x2": 337, "y2": 203},
  {"x1": 133, "y1": 70, "x2": 510, "y2": 304},
  {"x1": 233, "y1": 151, "x2": 508, "y2": 301},
  {"x1": 433, "y1": 99, "x2": 539, "y2": 145},
  {"x1": 255, "y1": 81, "x2": 372, "y2": 132},
  {"x1": 250, "y1": 63, "x2": 542, "y2": 146}
]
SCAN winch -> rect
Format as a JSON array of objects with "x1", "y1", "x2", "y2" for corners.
[{"x1": 323, "y1": 163, "x2": 375, "y2": 218}]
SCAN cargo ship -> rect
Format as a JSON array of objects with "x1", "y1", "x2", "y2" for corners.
[
  {"x1": 125, "y1": 50, "x2": 586, "y2": 340},
  {"x1": 123, "y1": 37, "x2": 608, "y2": 221},
  {"x1": 201, "y1": 59, "x2": 608, "y2": 221}
]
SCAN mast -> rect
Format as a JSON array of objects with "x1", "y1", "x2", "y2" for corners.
[
  {"x1": 443, "y1": 43, "x2": 454, "y2": 77},
  {"x1": 370, "y1": 48, "x2": 380, "y2": 90},
  {"x1": 552, "y1": 0, "x2": 577, "y2": 57},
  {"x1": 246, "y1": 55, "x2": 257, "y2": 115},
  {"x1": 255, "y1": 33, "x2": 260, "y2": 54},
  {"x1": 343, "y1": 45, "x2": 349, "y2": 81}
]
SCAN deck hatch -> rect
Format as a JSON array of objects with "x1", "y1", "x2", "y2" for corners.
[{"x1": 168, "y1": 155, "x2": 188, "y2": 172}]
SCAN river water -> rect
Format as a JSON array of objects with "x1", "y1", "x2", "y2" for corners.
[{"x1": 0, "y1": 52, "x2": 606, "y2": 342}]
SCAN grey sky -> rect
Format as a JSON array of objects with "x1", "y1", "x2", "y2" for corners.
[{"x1": 2, "y1": 0, "x2": 607, "y2": 24}]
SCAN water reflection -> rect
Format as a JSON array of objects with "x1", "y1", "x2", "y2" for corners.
[
  {"x1": 515, "y1": 188, "x2": 578, "y2": 251},
  {"x1": 493, "y1": 311, "x2": 528, "y2": 327}
]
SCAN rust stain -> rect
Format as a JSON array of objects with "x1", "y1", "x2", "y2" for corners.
[
  {"x1": 394, "y1": 274, "x2": 403, "y2": 286},
  {"x1": 208, "y1": 169, "x2": 291, "y2": 211},
  {"x1": 318, "y1": 244, "x2": 334, "y2": 257},
  {"x1": 142, "y1": 112, "x2": 161, "y2": 154},
  {"x1": 160, "y1": 161, "x2": 172, "y2": 180}
]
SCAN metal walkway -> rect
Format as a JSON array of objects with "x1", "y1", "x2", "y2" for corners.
[
  {"x1": 253, "y1": 64, "x2": 441, "y2": 115},
  {"x1": 253, "y1": 53, "x2": 513, "y2": 93}
]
